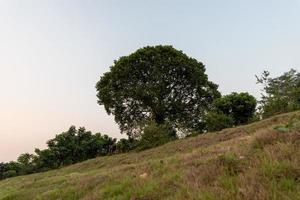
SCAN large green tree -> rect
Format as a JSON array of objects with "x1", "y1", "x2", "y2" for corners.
[{"x1": 96, "y1": 45, "x2": 220, "y2": 136}]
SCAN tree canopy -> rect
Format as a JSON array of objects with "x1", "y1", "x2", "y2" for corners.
[
  {"x1": 96, "y1": 45, "x2": 220, "y2": 136},
  {"x1": 204, "y1": 111, "x2": 234, "y2": 132},
  {"x1": 213, "y1": 92, "x2": 257, "y2": 126}
]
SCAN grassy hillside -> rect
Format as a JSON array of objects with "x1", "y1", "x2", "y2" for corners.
[{"x1": 1, "y1": 112, "x2": 300, "y2": 200}]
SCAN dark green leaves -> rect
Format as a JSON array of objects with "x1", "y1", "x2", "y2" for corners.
[
  {"x1": 96, "y1": 45, "x2": 220, "y2": 136},
  {"x1": 214, "y1": 92, "x2": 257, "y2": 125}
]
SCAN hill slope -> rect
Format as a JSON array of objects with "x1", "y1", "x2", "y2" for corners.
[{"x1": 1, "y1": 112, "x2": 300, "y2": 200}]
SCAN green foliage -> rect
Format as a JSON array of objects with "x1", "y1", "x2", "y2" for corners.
[
  {"x1": 34, "y1": 126, "x2": 117, "y2": 171},
  {"x1": 137, "y1": 121, "x2": 177, "y2": 150},
  {"x1": 3, "y1": 170, "x2": 17, "y2": 179},
  {"x1": 0, "y1": 161, "x2": 21, "y2": 179},
  {"x1": 213, "y1": 92, "x2": 257, "y2": 126},
  {"x1": 116, "y1": 138, "x2": 138, "y2": 153},
  {"x1": 203, "y1": 92, "x2": 256, "y2": 132},
  {"x1": 96, "y1": 45, "x2": 220, "y2": 136},
  {"x1": 256, "y1": 69, "x2": 300, "y2": 118},
  {"x1": 0, "y1": 163, "x2": 5, "y2": 180},
  {"x1": 0, "y1": 123, "x2": 177, "y2": 180},
  {"x1": 17, "y1": 153, "x2": 35, "y2": 175},
  {"x1": 17, "y1": 153, "x2": 34, "y2": 166},
  {"x1": 0, "y1": 126, "x2": 117, "y2": 180},
  {"x1": 204, "y1": 111, "x2": 234, "y2": 132}
]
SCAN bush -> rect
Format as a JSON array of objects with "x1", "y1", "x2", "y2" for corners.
[
  {"x1": 3, "y1": 170, "x2": 17, "y2": 179},
  {"x1": 116, "y1": 138, "x2": 138, "y2": 153},
  {"x1": 205, "y1": 112, "x2": 234, "y2": 132},
  {"x1": 137, "y1": 122, "x2": 177, "y2": 150},
  {"x1": 213, "y1": 92, "x2": 257, "y2": 126}
]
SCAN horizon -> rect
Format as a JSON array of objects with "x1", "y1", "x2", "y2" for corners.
[{"x1": 1, "y1": 0, "x2": 300, "y2": 162}]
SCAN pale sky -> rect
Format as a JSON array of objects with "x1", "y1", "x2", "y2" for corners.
[{"x1": 0, "y1": 0, "x2": 300, "y2": 162}]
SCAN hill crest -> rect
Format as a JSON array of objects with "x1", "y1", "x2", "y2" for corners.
[{"x1": 1, "y1": 111, "x2": 300, "y2": 200}]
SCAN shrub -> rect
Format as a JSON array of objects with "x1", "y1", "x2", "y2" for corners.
[
  {"x1": 137, "y1": 122, "x2": 177, "y2": 150},
  {"x1": 205, "y1": 112, "x2": 234, "y2": 132},
  {"x1": 3, "y1": 170, "x2": 17, "y2": 179},
  {"x1": 213, "y1": 92, "x2": 257, "y2": 126},
  {"x1": 116, "y1": 138, "x2": 138, "y2": 153}
]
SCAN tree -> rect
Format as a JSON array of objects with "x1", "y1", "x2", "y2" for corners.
[
  {"x1": 0, "y1": 163, "x2": 6, "y2": 180},
  {"x1": 0, "y1": 126, "x2": 118, "y2": 180},
  {"x1": 2, "y1": 161, "x2": 21, "y2": 178},
  {"x1": 3, "y1": 170, "x2": 17, "y2": 179},
  {"x1": 96, "y1": 45, "x2": 220, "y2": 137},
  {"x1": 256, "y1": 69, "x2": 300, "y2": 118},
  {"x1": 116, "y1": 138, "x2": 138, "y2": 153},
  {"x1": 17, "y1": 153, "x2": 35, "y2": 175},
  {"x1": 137, "y1": 121, "x2": 177, "y2": 150},
  {"x1": 204, "y1": 111, "x2": 234, "y2": 132},
  {"x1": 33, "y1": 126, "x2": 118, "y2": 172},
  {"x1": 213, "y1": 92, "x2": 257, "y2": 126}
]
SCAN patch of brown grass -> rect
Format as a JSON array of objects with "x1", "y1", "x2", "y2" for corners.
[
  {"x1": 185, "y1": 162, "x2": 222, "y2": 188},
  {"x1": 252, "y1": 129, "x2": 281, "y2": 149},
  {"x1": 237, "y1": 173, "x2": 268, "y2": 200}
]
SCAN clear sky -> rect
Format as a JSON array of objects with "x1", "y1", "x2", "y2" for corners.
[{"x1": 0, "y1": 0, "x2": 299, "y2": 162}]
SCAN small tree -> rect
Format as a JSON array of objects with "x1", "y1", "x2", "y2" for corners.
[
  {"x1": 213, "y1": 92, "x2": 257, "y2": 126},
  {"x1": 17, "y1": 153, "x2": 35, "y2": 175},
  {"x1": 96, "y1": 45, "x2": 220, "y2": 137},
  {"x1": 256, "y1": 69, "x2": 300, "y2": 118},
  {"x1": 116, "y1": 138, "x2": 138, "y2": 153},
  {"x1": 137, "y1": 121, "x2": 177, "y2": 150},
  {"x1": 205, "y1": 111, "x2": 234, "y2": 132}
]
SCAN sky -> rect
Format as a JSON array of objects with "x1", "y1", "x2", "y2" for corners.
[{"x1": 0, "y1": 0, "x2": 300, "y2": 162}]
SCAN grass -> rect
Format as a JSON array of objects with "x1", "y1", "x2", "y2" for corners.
[{"x1": 1, "y1": 111, "x2": 300, "y2": 199}]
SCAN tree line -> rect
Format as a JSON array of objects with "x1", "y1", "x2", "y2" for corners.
[
  {"x1": 1, "y1": 45, "x2": 300, "y2": 180},
  {"x1": 0, "y1": 127, "x2": 121, "y2": 180}
]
